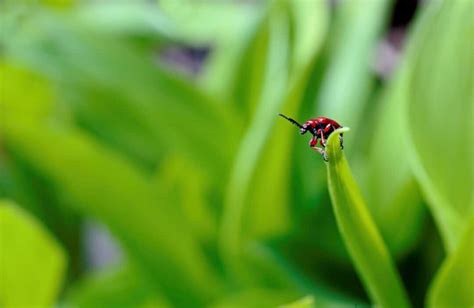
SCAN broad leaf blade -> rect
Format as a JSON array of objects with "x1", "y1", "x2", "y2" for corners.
[
  {"x1": 364, "y1": 67, "x2": 425, "y2": 256},
  {"x1": 2, "y1": 122, "x2": 222, "y2": 306},
  {"x1": 1, "y1": 8, "x2": 241, "y2": 177},
  {"x1": 325, "y1": 128, "x2": 410, "y2": 308},
  {"x1": 220, "y1": 3, "x2": 291, "y2": 277},
  {"x1": 0, "y1": 200, "x2": 66, "y2": 307},
  {"x1": 403, "y1": 0, "x2": 474, "y2": 252},
  {"x1": 427, "y1": 213, "x2": 474, "y2": 307},
  {"x1": 65, "y1": 265, "x2": 172, "y2": 308},
  {"x1": 317, "y1": 0, "x2": 391, "y2": 146},
  {"x1": 245, "y1": 0, "x2": 328, "y2": 240},
  {"x1": 280, "y1": 295, "x2": 314, "y2": 308}
]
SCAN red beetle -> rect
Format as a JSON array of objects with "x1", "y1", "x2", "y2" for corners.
[{"x1": 278, "y1": 113, "x2": 343, "y2": 161}]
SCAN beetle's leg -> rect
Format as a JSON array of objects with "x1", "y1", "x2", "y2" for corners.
[
  {"x1": 309, "y1": 136, "x2": 318, "y2": 147},
  {"x1": 320, "y1": 130, "x2": 327, "y2": 147},
  {"x1": 339, "y1": 133, "x2": 344, "y2": 149},
  {"x1": 311, "y1": 146, "x2": 328, "y2": 161}
]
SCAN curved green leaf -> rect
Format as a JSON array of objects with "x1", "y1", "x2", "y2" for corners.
[
  {"x1": 2, "y1": 122, "x2": 222, "y2": 306},
  {"x1": 210, "y1": 288, "x2": 298, "y2": 308},
  {"x1": 364, "y1": 67, "x2": 425, "y2": 256},
  {"x1": 159, "y1": 0, "x2": 265, "y2": 98},
  {"x1": 325, "y1": 128, "x2": 410, "y2": 308},
  {"x1": 1, "y1": 8, "x2": 241, "y2": 177},
  {"x1": 280, "y1": 295, "x2": 314, "y2": 308},
  {"x1": 317, "y1": 0, "x2": 392, "y2": 146},
  {"x1": 220, "y1": 0, "x2": 328, "y2": 280},
  {"x1": 245, "y1": 0, "x2": 328, "y2": 240},
  {"x1": 403, "y1": 0, "x2": 474, "y2": 252},
  {"x1": 65, "y1": 265, "x2": 172, "y2": 308},
  {"x1": 427, "y1": 213, "x2": 474, "y2": 307},
  {"x1": 220, "y1": 2, "x2": 291, "y2": 277},
  {"x1": 0, "y1": 200, "x2": 66, "y2": 307}
]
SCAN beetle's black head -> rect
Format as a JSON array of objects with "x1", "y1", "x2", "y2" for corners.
[
  {"x1": 300, "y1": 124, "x2": 309, "y2": 135},
  {"x1": 301, "y1": 122, "x2": 319, "y2": 136},
  {"x1": 278, "y1": 114, "x2": 318, "y2": 137}
]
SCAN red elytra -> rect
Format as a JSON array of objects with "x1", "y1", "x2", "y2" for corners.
[{"x1": 278, "y1": 114, "x2": 344, "y2": 161}]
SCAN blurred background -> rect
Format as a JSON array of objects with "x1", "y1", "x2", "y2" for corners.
[{"x1": 0, "y1": 0, "x2": 472, "y2": 307}]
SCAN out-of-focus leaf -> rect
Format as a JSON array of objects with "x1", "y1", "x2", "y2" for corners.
[
  {"x1": 73, "y1": 3, "x2": 174, "y2": 40},
  {"x1": 66, "y1": 265, "x2": 171, "y2": 308},
  {"x1": 159, "y1": 0, "x2": 264, "y2": 98},
  {"x1": 0, "y1": 62, "x2": 54, "y2": 123},
  {"x1": 0, "y1": 200, "x2": 66, "y2": 307},
  {"x1": 211, "y1": 285, "x2": 357, "y2": 308},
  {"x1": 152, "y1": 155, "x2": 217, "y2": 242},
  {"x1": 1, "y1": 0, "x2": 72, "y2": 7},
  {"x1": 317, "y1": 0, "x2": 392, "y2": 148},
  {"x1": 210, "y1": 288, "x2": 298, "y2": 308},
  {"x1": 220, "y1": 0, "x2": 329, "y2": 276},
  {"x1": 245, "y1": 0, "x2": 328, "y2": 240},
  {"x1": 364, "y1": 67, "x2": 425, "y2": 256},
  {"x1": 0, "y1": 63, "x2": 83, "y2": 278},
  {"x1": 42, "y1": 0, "x2": 73, "y2": 7},
  {"x1": 427, "y1": 213, "x2": 474, "y2": 307},
  {"x1": 325, "y1": 128, "x2": 410, "y2": 308},
  {"x1": 0, "y1": 63, "x2": 54, "y2": 212},
  {"x1": 280, "y1": 295, "x2": 314, "y2": 308},
  {"x1": 226, "y1": 13, "x2": 271, "y2": 117},
  {"x1": 159, "y1": 0, "x2": 262, "y2": 45},
  {"x1": 220, "y1": 2, "x2": 291, "y2": 277},
  {"x1": 288, "y1": 0, "x2": 327, "y2": 77},
  {"x1": 244, "y1": 78, "x2": 308, "y2": 241},
  {"x1": 403, "y1": 0, "x2": 473, "y2": 252},
  {"x1": 1, "y1": 9, "x2": 242, "y2": 176},
  {"x1": 243, "y1": 242, "x2": 363, "y2": 306},
  {"x1": 2, "y1": 121, "x2": 223, "y2": 306}
]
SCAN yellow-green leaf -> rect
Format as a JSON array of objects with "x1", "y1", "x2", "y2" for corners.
[
  {"x1": 427, "y1": 213, "x2": 474, "y2": 307},
  {"x1": 325, "y1": 128, "x2": 410, "y2": 308},
  {"x1": 0, "y1": 200, "x2": 66, "y2": 307},
  {"x1": 403, "y1": 0, "x2": 474, "y2": 252}
]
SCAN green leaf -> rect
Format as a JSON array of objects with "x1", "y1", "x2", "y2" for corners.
[
  {"x1": 210, "y1": 288, "x2": 298, "y2": 308},
  {"x1": 0, "y1": 62, "x2": 54, "y2": 123},
  {"x1": 427, "y1": 213, "x2": 474, "y2": 307},
  {"x1": 0, "y1": 200, "x2": 66, "y2": 307},
  {"x1": 152, "y1": 155, "x2": 217, "y2": 242},
  {"x1": 364, "y1": 67, "x2": 425, "y2": 256},
  {"x1": 280, "y1": 295, "x2": 314, "y2": 308},
  {"x1": 403, "y1": 0, "x2": 474, "y2": 252},
  {"x1": 72, "y1": 3, "x2": 174, "y2": 40},
  {"x1": 66, "y1": 265, "x2": 172, "y2": 308},
  {"x1": 2, "y1": 122, "x2": 223, "y2": 306},
  {"x1": 220, "y1": 0, "x2": 329, "y2": 278},
  {"x1": 243, "y1": 242, "x2": 366, "y2": 306},
  {"x1": 325, "y1": 128, "x2": 411, "y2": 308},
  {"x1": 1, "y1": 8, "x2": 241, "y2": 176},
  {"x1": 158, "y1": 0, "x2": 265, "y2": 98},
  {"x1": 245, "y1": 0, "x2": 328, "y2": 240},
  {"x1": 288, "y1": 0, "x2": 328, "y2": 78},
  {"x1": 317, "y1": 0, "x2": 392, "y2": 145},
  {"x1": 220, "y1": 2, "x2": 291, "y2": 278}
]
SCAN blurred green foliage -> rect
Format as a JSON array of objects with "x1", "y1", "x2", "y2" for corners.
[
  {"x1": 0, "y1": 201, "x2": 66, "y2": 307},
  {"x1": 0, "y1": 0, "x2": 472, "y2": 307}
]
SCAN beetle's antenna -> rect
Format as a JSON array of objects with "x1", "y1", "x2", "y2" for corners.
[{"x1": 278, "y1": 113, "x2": 304, "y2": 129}]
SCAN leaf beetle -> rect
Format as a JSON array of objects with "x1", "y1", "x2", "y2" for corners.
[{"x1": 278, "y1": 113, "x2": 344, "y2": 161}]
